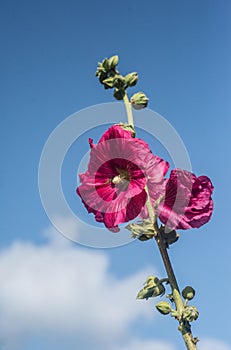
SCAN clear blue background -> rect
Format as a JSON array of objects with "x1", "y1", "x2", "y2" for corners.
[{"x1": 1, "y1": 0, "x2": 231, "y2": 349}]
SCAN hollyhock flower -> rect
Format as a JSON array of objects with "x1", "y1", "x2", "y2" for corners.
[
  {"x1": 77, "y1": 125, "x2": 169, "y2": 232},
  {"x1": 156, "y1": 169, "x2": 214, "y2": 230}
]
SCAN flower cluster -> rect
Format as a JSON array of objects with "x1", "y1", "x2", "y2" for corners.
[{"x1": 77, "y1": 125, "x2": 214, "y2": 232}]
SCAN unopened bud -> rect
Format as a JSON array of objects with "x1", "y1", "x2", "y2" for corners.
[
  {"x1": 114, "y1": 75, "x2": 125, "y2": 89},
  {"x1": 136, "y1": 276, "x2": 165, "y2": 300},
  {"x1": 108, "y1": 55, "x2": 119, "y2": 69},
  {"x1": 113, "y1": 88, "x2": 125, "y2": 100},
  {"x1": 182, "y1": 286, "x2": 195, "y2": 301},
  {"x1": 124, "y1": 72, "x2": 138, "y2": 87},
  {"x1": 156, "y1": 302, "x2": 172, "y2": 315},
  {"x1": 182, "y1": 306, "x2": 199, "y2": 322},
  {"x1": 130, "y1": 92, "x2": 149, "y2": 110}
]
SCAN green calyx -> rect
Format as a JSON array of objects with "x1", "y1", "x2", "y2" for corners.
[
  {"x1": 116, "y1": 123, "x2": 136, "y2": 137},
  {"x1": 126, "y1": 219, "x2": 157, "y2": 241},
  {"x1": 137, "y1": 276, "x2": 166, "y2": 300}
]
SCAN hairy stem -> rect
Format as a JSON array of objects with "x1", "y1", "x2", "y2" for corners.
[
  {"x1": 154, "y1": 228, "x2": 197, "y2": 350},
  {"x1": 123, "y1": 91, "x2": 134, "y2": 127}
]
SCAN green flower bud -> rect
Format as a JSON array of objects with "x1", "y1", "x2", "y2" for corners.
[
  {"x1": 124, "y1": 72, "x2": 138, "y2": 87},
  {"x1": 156, "y1": 302, "x2": 172, "y2": 315},
  {"x1": 130, "y1": 92, "x2": 149, "y2": 110},
  {"x1": 182, "y1": 286, "x2": 196, "y2": 301},
  {"x1": 136, "y1": 276, "x2": 165, "y2": 300},
  {"x1": 108, "y1": 55, "x2": 119, "y2": 69},
  {"x1": 182, "y1": 306, "x2": 199, "y2": 322},
  {"x1": 113, "y1": 88, "x2": 125, "y2": 100}
]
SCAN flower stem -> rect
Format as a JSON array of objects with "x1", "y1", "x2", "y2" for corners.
[
  {"x1": 154, "y1": 228, "x2": 198, "y2": 350},
  {"x1": 123, "y1": 91, "x2": 134, "y2": 127},
  {"x1": 122, "y1": 87, "x2": 197, "y2": 349}
]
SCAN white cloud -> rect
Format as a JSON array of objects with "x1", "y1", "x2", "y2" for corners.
[
  {"x1": 112, "y1": 338, "x2": 175, "y2": 350},
  {"x1": 0, "y1": 226, "x2": 156, "y2": 349},
  {"x1": 199, "y1": 338, "x2": 231, "y2": 350},
  {"x1": 0, "y1": 224, "x2": 230, "y2": 350}
]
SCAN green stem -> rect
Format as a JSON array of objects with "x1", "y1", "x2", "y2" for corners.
[
  {"x1": 123, "y1": 91, "x2": 134, "y2": 127},
  {"x1": 122, "y1": 91, "x2": 197, "y2": 349},
  {"x1": 154, "y1": 228, "x2": 198, "y2": 350}
]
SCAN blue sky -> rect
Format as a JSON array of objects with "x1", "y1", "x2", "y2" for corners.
[{"x1": 1, "y1": 1, "x2": 231, "y2": 349}]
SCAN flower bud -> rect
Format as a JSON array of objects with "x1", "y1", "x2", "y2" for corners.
[
  {"x1": 136, "y1": 276, "x2": 165, "y2": 300},
  {"x1": 124, "y1": 72, "x2": 138, "y2": 87},
  {"x1": 182, "y1": 286, "x2": 195, "y2": 301},
  {"x1": 108, "y1": 55, "x2": 119, "y2": 69},
  {"x1": 182, "y1": 306, "x2": 199, "y2": 322},
  {"x1": 113, "y1": 88, "x2": 125, "y2": 100},
  {"x1": 156, "y1": 302, "x2": 172, "y2": 315},
  {"x1": 130, "y1": 92, "x2": 149, "y2": 110}
]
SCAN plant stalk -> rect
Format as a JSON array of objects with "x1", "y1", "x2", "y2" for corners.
[
  {"x1": 154, "y1": 228, "x2": 198, "y2": 350},
  {"x1": 123, "y1": 92, "x2": 134, "y2": 127},
  {"x1": 122, "y1": 88, "x2": 197, "y2": 349}
]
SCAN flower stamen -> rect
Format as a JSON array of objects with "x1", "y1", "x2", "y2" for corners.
[{"x1": 112, "y1": 168, "x2": 130, "y2": 191}]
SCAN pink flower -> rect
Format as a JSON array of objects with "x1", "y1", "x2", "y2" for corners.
[
  {"x1": 156, "y1": 169, "x2": 214, "y2": 230},
  {"x1": 77, "y1": 125, "x2": 169, "y2": 232}
]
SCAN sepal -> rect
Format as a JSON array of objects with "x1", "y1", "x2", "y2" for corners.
[{"x1": 126, "y1": 219, "x2": 157, "y2": 241}]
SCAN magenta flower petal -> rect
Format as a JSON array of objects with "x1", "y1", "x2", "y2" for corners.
[
  {"x1": 77, "y1": 124, "x2": 168, "y2": 232},
  {"x1": 158, "y1": 169, "x2": 214, "y2": 230},
  {"x1": 99, "y1": 124, "x2": 133, "y2": 142}
]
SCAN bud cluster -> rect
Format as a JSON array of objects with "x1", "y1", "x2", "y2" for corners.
[
  {"x1": 154, "y1": 284, "x2": 199, "y2": 326},
  {"x1": 96, "y1": 55, "x2": 148, "y2": 109},
  {"x1": 182, "y1": 306, "x2": 199, "y2": 322}
]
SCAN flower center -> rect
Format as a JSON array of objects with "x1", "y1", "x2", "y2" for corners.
[{"x1": 112, "y1": 168, "x2": 130, "y2": 191}]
